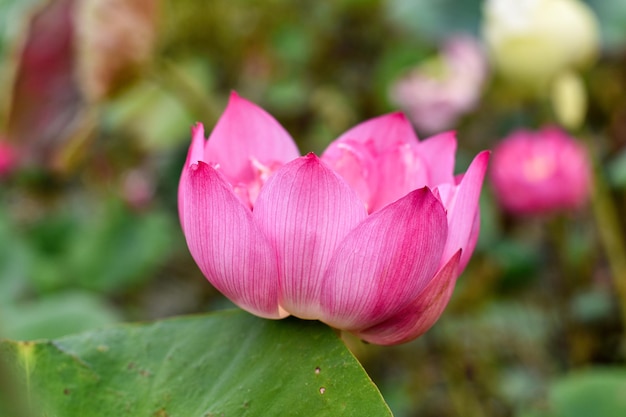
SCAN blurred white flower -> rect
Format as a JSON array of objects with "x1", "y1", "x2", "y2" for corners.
[
  {"x1": 389, "y1": 36, "x2": 488, "y2": 135},
  {"x1": 482, "y1": 0, "x2": 599, "y2": 90}
]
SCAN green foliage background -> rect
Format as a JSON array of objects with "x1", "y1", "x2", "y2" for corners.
[{"x1": 1, "y1": 0, "x2": 626, "y2": 416}]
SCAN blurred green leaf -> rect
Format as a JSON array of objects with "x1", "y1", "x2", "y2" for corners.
[
  {"x1": 266, "y1": 77, "x2": 310, "y2": 116},
  {"x1": 1, "y1": 291, "x2": 120, "y2": 340},
  {"x1": 518, "y1": 368, "x2": 626, "y2": 417},
  {"x1": 104, "y1": 80, "x2": 195, "y2": 150},
  {"x1": 569, "y1": 289, "x2": 614, "y2": 323},
  {"x1": 272, "y1": 23, "x2": 314, "y2": 66},
  {"x1": 490, "y1": 239, "x2": 542, "y2": 290},
  {"x1": 551, "y1": 368, "x2": 626, "y2": 417},
  {"x1": 385, "y1": 0, "x2": 483, "y2": 40},
  {"x1": 0, "y1": 0, "x2": 42, "y2": 56},
  {"x1": 587, "y1": 0, "x2": 626, "y2": 50},
  {"x1": 1, "y1": 310, "x2": 392, "y2": 416},
  {"x1": 606, "y1": 146, "x2": 626, "y2": 189},
  {"x1": 68, "y1": 201, "x2": 174, "y2": 293},
  {"x1": 22, "y1": 200, "x2": 174, "y2": 294},
  {"x1": 0, "y1": 207, "x2": 30, "y2": 303},
  {"x1": 373, "y1": 41, "x2": 431, "y2": 109}
]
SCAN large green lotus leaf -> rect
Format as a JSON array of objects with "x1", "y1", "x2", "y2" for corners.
[{"x1": 1, "y1": 310, "x2": 392, "y2": 416}]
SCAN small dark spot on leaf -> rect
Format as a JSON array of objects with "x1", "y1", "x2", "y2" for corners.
[
  {"x1": 314, "y1": 366, "x2": 321, "y2": 374},
  {"x1": 242, "y1": 400, "x2": 250, "y2": 408},
  {"x1": 319, "y1": 387, "x2": 326, "y2": 394},
  {"x1": 63, "y1": 388, "x2": 70, "y2": 395},
  {"x1": 127, "y1": 362, "x2": 135, "y2": 370},
  {"x1": 140, "y1": 369, "x2": 151, "y2": 377}
]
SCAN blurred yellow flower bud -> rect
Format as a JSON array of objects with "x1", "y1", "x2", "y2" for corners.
[
  {"x1": 550, "y1": 70, "x2": 587, "y2": 130},
  {"x1": 482, "y1": 0, "x2": 600, "y2": 92}
]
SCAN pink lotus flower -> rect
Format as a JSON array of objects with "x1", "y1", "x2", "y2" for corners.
[
  {"x1": 179, "y1": 92, "x2": 488, "y2": 345},
  {"x1": 490, "y1": 126, "x2": 591, "y2": 215}
]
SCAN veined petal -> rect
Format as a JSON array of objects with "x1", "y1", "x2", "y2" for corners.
[
  {"x1": 179, "y1": 123, "x2": 209, "y2": 230},
  {"x1": 204, "y1": 91, "x2": 300, "y2": 184},
  {"x1": 417, "y1": 131, "x2": 457, "y2": 186},
  {"x1": 371, "y1": 143, "x2": 430, "y2": 212},
  {"x1": 321, "y1": 139, "x2": 377, "y2": 211},
  {"x1": 253, "y1": 154, "x2": 368, "y2": 319},
  {"x1": 355, "y1": 251, "x2": 461, "y2": 345},
  {"x1": 439, "y1": 151, "x2": 489, "y2": 272},
  {"x1": 322, "y1": 113, "x2": 428, "y2": 212},
  {"x1": 320, "y1": 187, "x2": 448, "y2": 330},
  {"x1": 181, "y1": 161, "x2": 283, "y2": 319}
]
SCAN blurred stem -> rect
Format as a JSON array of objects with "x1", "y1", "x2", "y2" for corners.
[
  {"x1": 547, "y1": 216, "x2": 576, "y2": 368},
  {"x1": 583, "y1": 133, "x2": 626, "y2": 328}
]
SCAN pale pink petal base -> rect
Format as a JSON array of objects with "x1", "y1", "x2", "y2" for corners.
[
  {"x1": 253, "y1": 154, "x2": 368, "y2": 319},
  {"x1": 181, "y1": 161, "x2": 284, "y2": 319},
  {"x1": 355, "y1": 251, "x2": 461, "y2": 345},
  {"x1": 321, "y1": 139, "x2": 377, "y2": 211}
]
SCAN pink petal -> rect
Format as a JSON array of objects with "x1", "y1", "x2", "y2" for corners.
[
  {"x1": 320, "y1": 139, "x2": 377, "y2": 211},
  {"x1": 331, "y1": 112, "x2": 420, "y2": 152},
  {"x1": 180, "y1": 161, "x2": 284, "y2": 319},
  {"x1": 322, "y1": 112, "x2": 429, "y2": 212},
  {"x1": 370, "y1": 143, "x2": 430, "y2": 212},
  {"x1": 319, "y1": 187, "x2": 448, "y2": 330},
  {"x1": 417, "y1": 131, "x2": 457, "y2": 186},
  {"x1": 355, "y1": 251, "x2": 461, "y2": 345},
  {"x1": 439, "y1": 151, "x2": 489, "y2": 272},
  {"x1": 188, "y1": 123, "x2": 207, "y2": 165},
  {"x1": 204, "y1": 91, "x2": 300, "y2": 185},
  {"x1": 253, "y1": 153, "x2": 368, "y2": 319},
  {"x1": 178, "y1": 123, "x2": 208, "y2": 232}
]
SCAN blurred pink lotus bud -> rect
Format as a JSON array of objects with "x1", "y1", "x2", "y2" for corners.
[
  {"x1": 490, "y1": 127, "x2": 591, "y2": 214},
  {"x1": 389, "y1": 36, "x2": 488, "y2": 135},
  {"x1": 179, "y1": 92, "x2": 488, "y2": 345},
  {"x1": 0, "y1": 141, "x2": 17, "y2": 178}
]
